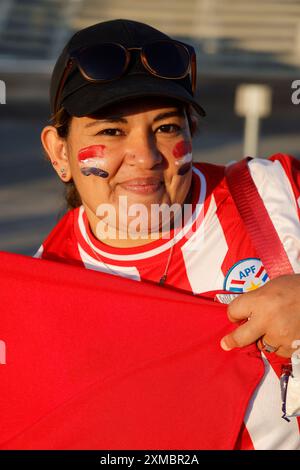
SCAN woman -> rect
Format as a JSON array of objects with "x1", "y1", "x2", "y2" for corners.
[{"x1": 38, "y1": 19, "x2": 300, "y2": 448}]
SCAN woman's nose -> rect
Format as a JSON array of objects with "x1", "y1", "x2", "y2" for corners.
[{"x1": 124, "y1": 133, "x2": 163, "y2": 169}]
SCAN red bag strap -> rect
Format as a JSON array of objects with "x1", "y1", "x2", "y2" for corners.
[{"x1": 225, "y1": 157, "x2": 294, "y2": 279}]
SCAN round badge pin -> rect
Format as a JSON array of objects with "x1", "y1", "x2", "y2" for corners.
[{"x1": 224, "y1": 258, "x2": 269, "y2": 293}]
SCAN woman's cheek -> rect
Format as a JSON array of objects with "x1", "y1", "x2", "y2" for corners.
[
  {"x1": 172, "y1": 140, "x2": 192, "y2": 176},
  {"x1": 77, "y1": 144, "x2": 109, "y2": 178}
]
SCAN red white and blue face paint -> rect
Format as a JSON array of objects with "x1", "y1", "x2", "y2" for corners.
[
  {"x1": 78, "y1": 145, "x2": 109, "y2": 178},
  {"x1": 172, "y1": 141, "x2": 192, "y2": 176}
]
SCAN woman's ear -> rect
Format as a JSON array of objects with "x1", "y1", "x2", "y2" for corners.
[{"x1": 41, "y1": 126, "x2": 72, "y2": 182}]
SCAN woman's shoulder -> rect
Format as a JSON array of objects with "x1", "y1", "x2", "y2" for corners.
[
  {"x1": 34, "y1": 206, "x2": 82, "y2": 264},
  {"x1": 247, "y1": 153, "x2": 300, "y2": 205},
  {"x1": 248, "y1": 153, "x2": 299, "y2": 180},
  {"x1": 193, "y1": 153, "x2": 299, "y2": 191}
]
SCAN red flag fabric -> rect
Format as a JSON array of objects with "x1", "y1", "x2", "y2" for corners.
[{"x1": 0, "y1": 251, "x2": 264, "y2": 449}]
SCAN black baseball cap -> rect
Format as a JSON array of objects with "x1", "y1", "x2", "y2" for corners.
[{"x1": 50, "y1": 19, "x2": 206, "y2": 117}]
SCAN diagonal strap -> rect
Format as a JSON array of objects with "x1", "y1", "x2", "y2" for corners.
[{"x1": 225, "y1": 157, "x2": 294, "y2": 279}]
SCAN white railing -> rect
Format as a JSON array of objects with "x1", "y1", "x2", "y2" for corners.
[{"x1": 0, "y1": 0, "x2": 300, "y2": 78}]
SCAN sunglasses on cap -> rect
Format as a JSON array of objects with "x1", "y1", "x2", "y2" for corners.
[{"x1": 53, "y1": 40, "x2": 197, "y2": 115}]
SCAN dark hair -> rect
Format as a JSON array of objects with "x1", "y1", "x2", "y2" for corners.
[{"x1": 50, "y1": 103, "x2": 199, "y2": 210}]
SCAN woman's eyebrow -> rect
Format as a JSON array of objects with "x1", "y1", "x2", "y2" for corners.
[
  {"x1": 85, "y1": 117, "x2": 128, "y2": 128},
  {"x1": 153, "y1": 110, "x2": 185, "y2": 122},
  {"x1": 84, "y1": 110, "x2": 184, "y2": 128}
]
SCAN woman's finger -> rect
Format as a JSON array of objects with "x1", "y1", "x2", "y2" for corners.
[{"x1": 220, "y1": 315, "x2": 266, "y2": 350}]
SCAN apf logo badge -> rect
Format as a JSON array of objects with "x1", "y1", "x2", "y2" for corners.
[
  {"x1": 0, "y1": 80, "x2": 6, "y2": 104},
  {"x1": 224, "y1": 258, "x2": 269, "y2": 293}
]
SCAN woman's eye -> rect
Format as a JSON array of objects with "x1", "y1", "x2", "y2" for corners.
[
  {"x1": 96, "y1": 128, "x2": 124, "y2": 136},
  {"x1": 156, "y1": 124, "x2": 181, "y2": 134}
]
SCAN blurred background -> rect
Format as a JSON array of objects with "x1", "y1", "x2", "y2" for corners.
[{"x1": 0, "y1": 0, "x2": 300, "y2": 255}]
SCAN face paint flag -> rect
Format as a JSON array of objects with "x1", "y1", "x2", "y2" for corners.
[
  {"x1": 173, "y1": 141, "x2": 192, "y2": 176},
  {"x1": 78, "y1": 145, "x2": 109, "y2": 178}
]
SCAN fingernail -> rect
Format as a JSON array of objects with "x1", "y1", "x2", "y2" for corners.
[{"x1": 220, "y1": 338, "x2": 232, "y2": 351}]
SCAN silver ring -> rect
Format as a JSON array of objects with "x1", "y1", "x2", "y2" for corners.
[{"x1": 261, "y1": 338, "x2": 279, "y2": 353}]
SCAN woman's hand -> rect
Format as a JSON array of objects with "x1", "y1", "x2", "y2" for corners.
[{"x1": 220, "y1": 274, "x2": 300, "y2": 357}]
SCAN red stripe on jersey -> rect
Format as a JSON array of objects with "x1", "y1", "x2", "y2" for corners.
[{"x1": 202, "y1": 164, "x2": 260, "y2": 278}]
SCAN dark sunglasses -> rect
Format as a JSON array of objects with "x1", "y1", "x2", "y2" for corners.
[{"x1": 53, "y1": 40, "x2": 197, "y2": 115}]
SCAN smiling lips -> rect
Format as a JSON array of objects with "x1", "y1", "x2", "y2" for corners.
[{"x1": 119, "y1": 177, "x2": 163, "y2": 195}]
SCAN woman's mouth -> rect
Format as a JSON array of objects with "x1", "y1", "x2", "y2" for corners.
[{"x1": 118, "y1": 177, "x2": 164, "y2": 195}]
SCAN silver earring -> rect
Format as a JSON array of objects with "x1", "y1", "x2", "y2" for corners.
[{"x1": 60, "y1": 168, "x2": 67, "y2": 178}]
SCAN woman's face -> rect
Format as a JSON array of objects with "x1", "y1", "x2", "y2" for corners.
[{"x1": 45, "y1": 97, "x2": 194, "y2": 242}]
